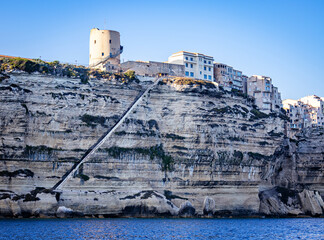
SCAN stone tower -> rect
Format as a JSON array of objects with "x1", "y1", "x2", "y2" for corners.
[{"x1": 89, "y1": 28, "x2": 123, "y2": 69}]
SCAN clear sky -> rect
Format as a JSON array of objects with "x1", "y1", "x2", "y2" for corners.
[{"x1": 0, "y1": 0, "x2": 323, "y2": 99}]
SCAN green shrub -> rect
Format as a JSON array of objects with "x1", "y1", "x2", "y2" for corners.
[
  {"x1": 250, "y1": 108, "x2": 268, "y2": 120},
  {"x1": 124, "y1": 70, "x2": 136, "y2": 80},
  {"x1": 80, "y1": 114, "x2": 106, "y2": 127}
]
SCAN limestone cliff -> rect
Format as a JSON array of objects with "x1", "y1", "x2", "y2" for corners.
[{"x1": 0, "y1": 72, "x2": 323, "y2": 218}]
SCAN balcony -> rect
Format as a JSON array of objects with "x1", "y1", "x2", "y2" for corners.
[{"x1": 263, "y1": 98, "x2": 271, "y2": 104}]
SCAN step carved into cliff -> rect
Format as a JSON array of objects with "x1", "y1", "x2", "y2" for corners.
[{"x1": 52, "y1": 77, "x2": 162, "y2": 190}]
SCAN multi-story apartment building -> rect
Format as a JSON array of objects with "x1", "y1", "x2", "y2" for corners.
[
  {"x1": 213, "y1": 63, "x2": 244, "y2": 92},
  {"x1": 247, "y1": 75, "x2": 282, "y2": 113},
  {"x1": 168, "y1": 51, "x2": 214, "y2": 81},
  {"x1": 283, "y1": 95, "x2": 324, "y2": 131},
  {"x1": 282, "y1": 100, "x2": 312, "y2": 129},
  {"x1": 299, "y1": 95, "x2": 324, "y2": 127}
]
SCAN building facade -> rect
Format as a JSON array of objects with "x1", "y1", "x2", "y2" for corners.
[
  {"x1": 299, "y1": 95, "x2": 324, "y2": 127},
  {"x1": 282, "y1": 99, "x2": 312, "y2": 130},
  {"x1": 168, "y1": 51, "x2": 214, "y2": 81},
  {"x1": 247, "y1": 75, "x2": 282, "y2": 113},
  {"x1": 89, "y1": 28, "x2": 123, "y2": 70},
  {"x1": 213, "y1": 63, "x2": 245, "y2": 92},
  {"x1": 120, "y1": 60, "x2": 184, "y2": 77}
]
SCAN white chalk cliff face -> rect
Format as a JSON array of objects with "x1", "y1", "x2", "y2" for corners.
[{"x1": 0, "y1": 72, "x2": 323, "y2": 218}]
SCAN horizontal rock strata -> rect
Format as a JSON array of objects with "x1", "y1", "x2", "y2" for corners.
[{"x1": 0, "y1": 73, "x2": 323, "y2": 218}]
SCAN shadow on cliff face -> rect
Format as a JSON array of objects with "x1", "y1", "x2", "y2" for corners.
[
  {"x1": 121, "y1": 205, "x2": 172, "y2": 217},
  {"x1": 259, "y1": 187, "x2": 324, "y2": 217},
  {"x1": 259, "y1": 128, "x2": 324, "y2": 217}
]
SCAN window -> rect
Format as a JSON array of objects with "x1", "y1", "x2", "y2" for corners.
[
  {"x1": 185, "y1": 71, "x2": 189, "y2": 76},
  {"x1": 208, "y1": 75, "x2": 211, "y2": 80},
  {"x1": 190, "y1": 57, "x2": 193, "y2": 61},
  {"x1": 204, "y1": 60, "x2": 206, "y2": 63},
  {"x1": 102, "y1": 52, "x2": 104, "y2": 56},
  {"x1": 204, "y1": 66, "x2": 206, "y2": 70},
  {"x1": 200, "y1": 71, "x2": 202, "y2": 75},
  {"x1": 204, "y1": 74, "x2": 207, "y2": 79},
  {"x1": 209, "y1": 67, "x2": 211, "y2": 71},
  {"x1": 208, "y1": 61, "x2": 211, "y2": 64},
  {"x1": 109, "y1": 39, "x2": 111, "y2": 43},
  {"x1": 94, "y1": 40, "x2": 96, "y2": 44},
  {"x1": 185, "y1": 63, "x2": 188, "y2": 67},
  {"x1": 190, "y1": 72, "x2": 194, "y2": 77},
  {"x1": 185, "y1": 57, "x2": 188, "y2": 60},
  {"x1": 190, "y1": 64, "x2": 193, "y2": 68}
]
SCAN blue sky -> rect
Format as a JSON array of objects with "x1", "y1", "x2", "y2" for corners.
[{"x1": 0, "y1": 0, "x2": 323, "y2": 99}]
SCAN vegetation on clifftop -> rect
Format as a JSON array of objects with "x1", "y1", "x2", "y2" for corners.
[
  {"x1": 160, "y1": 77, "x2": 218, "y2": 89},
  {"x1": 0, "y1": 57, "x2": 138, "y2": 84}
]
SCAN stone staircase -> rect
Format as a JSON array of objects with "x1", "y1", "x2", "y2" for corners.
[
  {"x1": 89, "y1": 47, "x2": 123, "y2": 68},
  {"x1": 52, "y1": 77, "x2": 161, "y2": 190}
]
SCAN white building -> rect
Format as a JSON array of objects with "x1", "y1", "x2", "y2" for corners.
[
  {"x1": 283, "y1": 99, "x2": 312, "y2": 129},
  {"x1": 283, "y1": 95, "x2": 324, "y2": 131},
  {"x1": 299, "y1": 95, "x2": 324, "y2": 127},
  {"x1": 168, "y1": 51, "x2": 214, "y2": 81}
]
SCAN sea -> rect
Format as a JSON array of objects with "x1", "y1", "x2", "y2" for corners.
[{"x1": 0, "y1": 218, "x2": 323, "y2": 239}]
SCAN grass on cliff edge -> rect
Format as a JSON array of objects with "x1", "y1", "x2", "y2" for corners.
[
  {"x1": 0, "y1": 57, "x2": 138, "y2": 84},
  {"x1": 161, "y1": 77, "x2": 218, "y2": 89}
]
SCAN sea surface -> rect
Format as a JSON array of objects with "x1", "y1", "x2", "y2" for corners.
[{"x1": 0, "y1": 218, "x2": 323, "y2": 239}]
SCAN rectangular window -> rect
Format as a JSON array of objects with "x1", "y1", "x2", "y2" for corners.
[
  {"x1": 204, "y1": 74, "x2": 207, "y2": 79},
  {"x1": 208, "y1": 75, "x2": 211, "y2": 80},
  {"x1": 204, "y1": 60, "x2": 206, "y2": 63},
  {"x1": 200, "y1": 71, "x2": 202, "y2": 75},
  {"x1": 185, "y1": 71, "x2": 189, "y2": 76},
  {"x1": 102, "y1": 52, "x2": 104, "y2": 56},
  {"x1": 190, "y1": 64, "x2": 193, "y2": 68},
  {"x1": 109, "y1": 40, "x2": 111, "y2": 43},
  {"x1": 94, "y1": 40, "x2": 96, "y2": 44},
  {"x1": 185, "y1": 63, "x2": 188, "y2": 67},
  {"x1": 190, "y1": 57, "x2": 193, "y2": 61},
  {"x1": 209, "y1": 67, "x2": 211, "y2": 71},
  {"x1": 204, "y1": 66, "x2": 206, "y2": 70},
  {"x1": 208, "y1": 61, "x2": 211, "y2": 64},
  {"x1": 190, "y1": 72, "x2": 194, "y2": 77},
  {"x1": 185, "y1": 57, "x2": 188, "y2": 60}
]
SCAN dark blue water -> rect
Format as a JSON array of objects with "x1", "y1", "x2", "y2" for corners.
[{"x1": 0, "y1": 218, "x2": 323, "y2": 239}]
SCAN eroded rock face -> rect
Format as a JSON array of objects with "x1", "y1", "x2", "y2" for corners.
[
  {"x1": 203, "y1": 197, "x2": 215, "y2": 215},
  {"x1": 0, "y1": 72, "x2": 322, "y2": 218},
  {"x1": 259, "y1": 128, "x2": 324, "y2": 216}
]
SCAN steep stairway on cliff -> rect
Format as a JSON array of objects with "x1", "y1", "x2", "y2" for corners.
[
  {"x1": 89, "y1": 46, "x2": 123, "y2": 68},
  {"x1": 52, "y1": 77, "x2": 162, "y2": 190}
]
